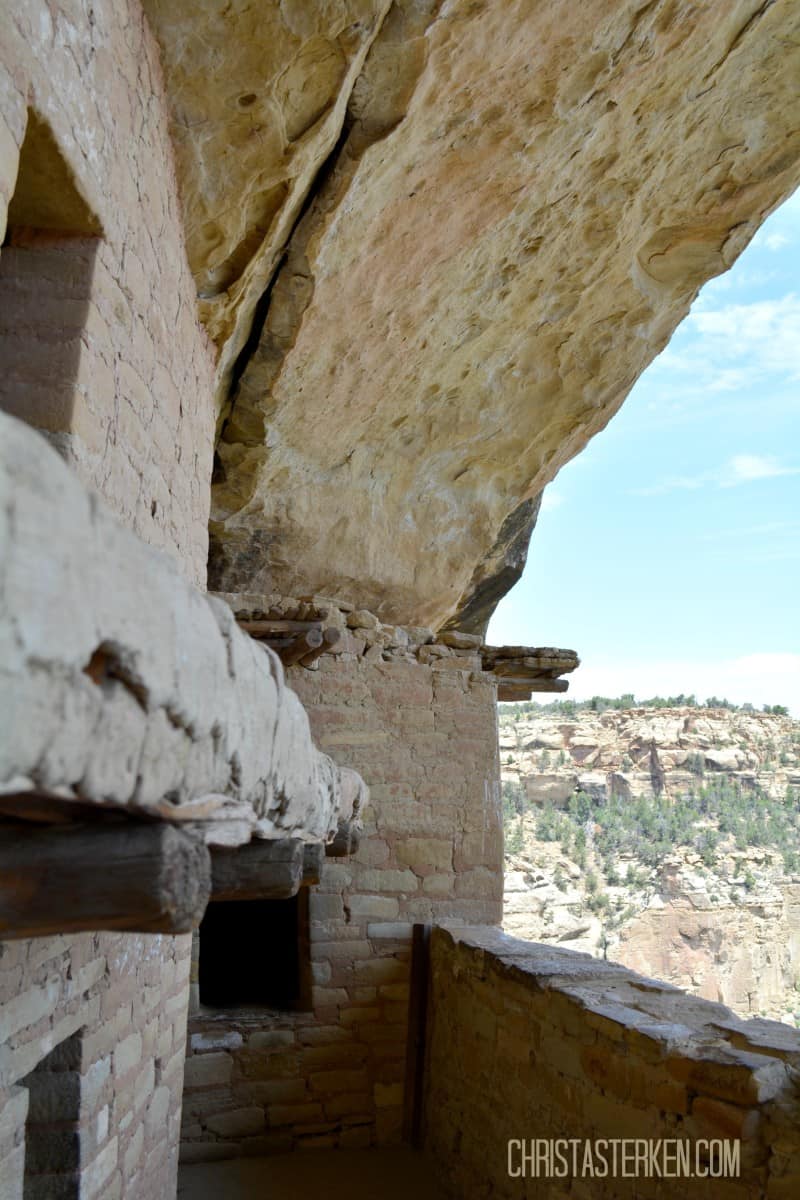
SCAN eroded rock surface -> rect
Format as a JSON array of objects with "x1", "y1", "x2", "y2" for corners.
[
  {"x1": 158, "y1": 0, "x2": 800, "y2": 626},
  {"x1": 141, "y1": 0, "x2": 395, "y2": 401}
]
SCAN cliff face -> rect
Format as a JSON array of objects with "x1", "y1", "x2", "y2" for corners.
[
  {"x1": 501, "y1": 706, "x2": 800, "y2": 1023},
  {"x1": 143, "y1": 0, "x2": 800, "y2": 626}
]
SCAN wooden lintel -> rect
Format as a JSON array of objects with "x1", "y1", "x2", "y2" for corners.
[
  {"x1": 0, "y1": 821, "x2": 211, "y2": 939},
  {"x1": 325, "y1": 818, "x2": 360, "y2": 858},
  {"x1": 302, "y1": 842, "x2": 325, "y2": 886},
  {"x1": 497, "y1": 685, "x2": 533, "y2": 701},
  {"x1": 278, "y1": 627, "x2": 323, "y2": 668},
  {"x1": 299, "y1": 626, "x2": 341, "y2": 668},
  {"x1": 529, "y1": 677, "x2": 569, "y2": 693},
  {"x1": 238, "y1": 618, "x2": 323, "y2": 636},
  {"x1": 210, "y1": 838, "x2": 304, "y2": 902},
  {"x1": 497, "y1": 677, "x2": 569, "y2": 700}
]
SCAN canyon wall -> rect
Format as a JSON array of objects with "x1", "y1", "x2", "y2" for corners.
[{"x1": 502, "y1": 706, "x2": 800, "y2": 1023}]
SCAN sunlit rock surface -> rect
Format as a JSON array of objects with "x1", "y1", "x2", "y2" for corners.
[
  {"x1": 149, "y1": 0, "x2": 800, "y2": 626},
  {"x1": 502, "y1": 705, "x2": 800, "y2": 1022}
]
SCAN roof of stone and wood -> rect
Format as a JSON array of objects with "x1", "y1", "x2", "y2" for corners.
[{"x1": 0, "y1": 413, "x2": 364, "y2": 940}]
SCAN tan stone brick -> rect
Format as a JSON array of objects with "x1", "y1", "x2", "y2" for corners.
[
  {"x1": 356, "y1": 869, "x2": 418, "y2": 893},
  {"x1": 205, "y1": 1108, "x2": 264, "y2": 1138},
  {"x1": 323, "y1": 1093, "x2": 373, "y2": 1119},
  {"x1": 311, "y1": 940, "x2": 372, "y2": 962},
  {"x1": 309, "y1": 1069, "x2": 370, "y2": 1095},
  {"x1": 113, "y1": 1032, "x2": 142, "y2": 1079},
  {"x1": 340, "y1": 1006, "x2": 382, "y2": 1026},
  {"x1": 312, "y1": 987, "x2": 348, "y2": 1007},
  {"x1": 268, "y1": 1103, "x2": 324, "y2": 1127},
  {"x1": 422, "y1": 874, "x2": 454, "y2": 897},
  {"x1": 690, "y1": 1096, "x2": 761, "y2": 1141},
  {"x1": 374, "y1": 1082, "x2": 404, "y2": 1108},
  {"x1": 299, "y1": 1043, "x2": 368, "y2": 1069},
  {"x1": 353, "y1": 958, "x2": 408, "y2": 985},
  {"x1": 396, "y1": 838, "x2": 453, "y2": 874},
  {"x1": 347, "y1": 895, "x2": 400, "y2": 920},
  {"x1": 183, "y1": 1054, "x2": 233, "y2": 1090}
]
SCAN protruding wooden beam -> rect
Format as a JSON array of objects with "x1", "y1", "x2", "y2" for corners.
[
  {"x1": 497, "y1": 677, "x2": 569, "y2": 701},
  {"x1": 0, "y1": 822, "x2": 211, "y2": 939},
  {"x1": 325, "y1": 818, "x2": 360, "y2": 858},
  {"x1": 238, "y1": 618, "x2": 323, "y2": 635},
  {"x1": 299, "y1": 626, "x2": 341, "y2": 668},
  {"x1": 210, "y1": 838, "x2": 304, "y2": 901},
  {"x1": 278, "y1": 627, "x2": 323, "y2": 667},
  {"x1": 302, "y1": 842, "x2": 325, "y2": 886}
]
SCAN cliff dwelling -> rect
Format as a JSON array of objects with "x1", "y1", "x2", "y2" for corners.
[{"x1": 1, "y1": 3, "x2": 800, "y2": 1199}]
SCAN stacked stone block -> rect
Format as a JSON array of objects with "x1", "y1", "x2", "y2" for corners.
[
  {"x1": 182, "y1": 652, "x2": 503, "y2": 1159},
  {"x1": 424, "y1": 926, "x2": 800, "y2": 1199},
  {"x1": 1, "y1": 4, "x2": 220, "y2": 1198},
  {"x1": 1, "y1": 0, "x2": 216, "y2": 588},
  {"x1": 0, "y1": 933, "x2": 192, "y2": 1199}
]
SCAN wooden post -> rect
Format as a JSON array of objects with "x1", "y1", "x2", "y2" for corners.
[
  {"x1": 278, "y1": 627, "x2": 323, "y2": 667},
  {"x1": 210, "y1": 838, "x2": 304, "y2": 901},
  {"x1": 302, "y1": 842, "x2": 325, "y2": 886},
  {"x1": 325, "y1": 818, "x2": 360, "y2": 857},
  {"x1": 298, "y1": 626, "x2": 341, "y2": 668},
  {"x1": 403, "y1": 922, "x2": 432, "y2": 1148},
  {"x1": 0, "y1": 821, "x2": 211, "y2": 938}
]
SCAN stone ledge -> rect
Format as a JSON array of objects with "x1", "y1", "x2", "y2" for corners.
[{"x1": 434, "y1": 925, "x2": 800, "y2": 1085}]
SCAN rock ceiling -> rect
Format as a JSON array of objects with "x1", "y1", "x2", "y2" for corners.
[{"x1": 144, "y1": 0, "x2": 800, "y2": 629}]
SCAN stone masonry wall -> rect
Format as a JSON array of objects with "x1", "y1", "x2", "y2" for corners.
[
  {"x1": 1, "y1": 3, "x2": 218, "y2": 1199},
  {"x1": 424, "y1": 926, "x2": 800, "y2": 1199},
  {"x1": 1, "y1": 0, "x2": 216, "y2": 586},
  {"x1": 181, "y1": 654, "x2": 502, "y2": 1160},
  {"x1": 0, "y1": 933, "x2": 192, "y2": 1200}
]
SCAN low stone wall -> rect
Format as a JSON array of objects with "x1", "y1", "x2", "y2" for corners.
[
  {"x1": 0, "y1": 932, "x2": 191, "y2": 1200},
  {"x1": 181, "y1": 654, "x2": 502, "y2": 1159},
  {"x1": 424, "y1": 926, "x2": 800, "y2": 1199}
]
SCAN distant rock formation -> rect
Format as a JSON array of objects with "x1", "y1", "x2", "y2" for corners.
[{"x1": 501, "y1": 705, "x2": 800, "y2": 1023}]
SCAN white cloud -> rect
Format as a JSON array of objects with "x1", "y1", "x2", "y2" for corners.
[
  {"x1": 566, "y1": 653, "x2": 800, "y2": 716},
  {"x1": 687, "y1": 294, "x2": 800, "y2": 378},
  {"x1": 753, "y1": 228, "x2": 791, "y2": 252},
  {"x1": 648, "y1": 294, "x2": 800, "y2": 418},
  {"x1": 633, "y1": 454, "x2": 799, "y2": 496},
  {"x1": 721, "y1": 454, "x2": 800, "y2": 486}
]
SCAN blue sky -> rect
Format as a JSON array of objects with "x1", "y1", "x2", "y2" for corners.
[{"x1": 488, "y1": 188, "x2": 800, "y2": 714}]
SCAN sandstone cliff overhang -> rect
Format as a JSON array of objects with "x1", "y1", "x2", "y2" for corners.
[
  {"x1": 145, "y1": 0, "x2": 800, "y2": 628},
  {"x1": 0, "y1": 411, "x2": 366, "y2": 852}
]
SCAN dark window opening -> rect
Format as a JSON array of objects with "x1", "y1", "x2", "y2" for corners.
[
  {"x1": 0, "y1": 109, "x2": 101, "y2": 436},
  {"x1": 22, "y1": 1031, "x2": 83, "y2": 1198},
  {"x1": 199, "y1": 889, "x2": 311, "y2": 1011}
]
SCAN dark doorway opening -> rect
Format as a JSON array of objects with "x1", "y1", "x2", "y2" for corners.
[
  {"x1": 198, "y1": 889, "x2": 311, "y2": 1011},
  {"x1": 22, "y1": 1030, "x2": 83, "y2": 1198},
  {"x1": 0, "y1": 110, "x2": 100, "y2": 436}
]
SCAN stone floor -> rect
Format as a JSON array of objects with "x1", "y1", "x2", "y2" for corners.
[{"x1": 177, "y1": 1146, "x2": 447, "y2": 1200}]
